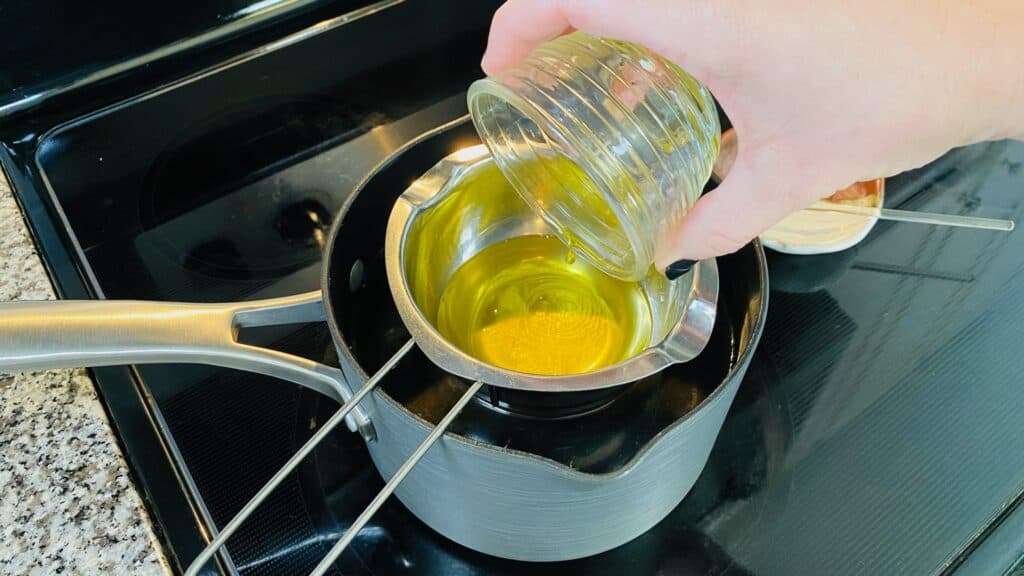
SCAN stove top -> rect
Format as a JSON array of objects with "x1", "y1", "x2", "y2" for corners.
[{"x1": 3, "y1": 2, "x2": 1024, "y2": 574}]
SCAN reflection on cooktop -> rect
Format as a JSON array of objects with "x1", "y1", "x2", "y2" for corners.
[{"x1": 275, "y1": 199, "x2": 331, "y2": 249}]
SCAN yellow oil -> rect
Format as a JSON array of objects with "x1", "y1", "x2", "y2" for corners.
[{"x1": 435, "y1": 234, "x2": 652, "y2": 375}]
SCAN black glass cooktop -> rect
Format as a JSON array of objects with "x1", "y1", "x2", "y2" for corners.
[
  {"x1": 3, "y1": 2, "x2": 1024, "y2": 574},
  {"x1": 0, "y1": 0, "x2": 387, "y2": 116}
]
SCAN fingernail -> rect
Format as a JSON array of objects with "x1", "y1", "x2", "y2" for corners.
[{"x1": 665, "y1": 259, "x2": 696, "y2": 280}]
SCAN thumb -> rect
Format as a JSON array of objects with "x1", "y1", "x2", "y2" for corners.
[{"x1": 655, "y1": 151, "x2": 801, "y2": 269}]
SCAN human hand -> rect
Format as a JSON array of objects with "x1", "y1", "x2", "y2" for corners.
[{"x1": 481, "y1": 0, "x2": 1024, "y2": 267}]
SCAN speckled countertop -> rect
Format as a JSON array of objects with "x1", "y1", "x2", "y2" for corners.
[{"x1": 0, "y1": 171, "x2": 170, "y2": 575}]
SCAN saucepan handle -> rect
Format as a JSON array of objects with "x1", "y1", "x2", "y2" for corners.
[{"x1": 0, "y1": 291, "x2": 373, "y2": 438}]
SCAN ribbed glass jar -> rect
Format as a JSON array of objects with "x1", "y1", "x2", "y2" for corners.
[{"x1": 468, "y1": 31, "x2": 720, "y2": 281}]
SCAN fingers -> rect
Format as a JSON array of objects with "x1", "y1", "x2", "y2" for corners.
[
  {"x1": 655, "y1": 152, "x2": 807, "y2": 266},
  {"x1": 481, "y1": 0, "x2": 723, "y2": 81},
  {"x1": 481, "y1": 0, "x2": 575, "y2": 74},
  {"x1": 481, "y1": 0, "x2": 792, "y2": 265}
]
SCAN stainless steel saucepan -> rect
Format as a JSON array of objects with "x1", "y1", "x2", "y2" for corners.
[
  {"x1": 0, "y1": 133, "x2": 716, "y2": 394},
  {"x1": 0, "y1": 118, "x2": 756, "y2": 570}
]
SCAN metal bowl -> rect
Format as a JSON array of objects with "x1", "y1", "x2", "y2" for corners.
[{"x1": 385, "y1": 144, "x2": 719, "y2": 392}]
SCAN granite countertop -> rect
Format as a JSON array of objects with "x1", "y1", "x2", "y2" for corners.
[{"x1": 0, "y1": 172, "x2": 170, "y2": 575}]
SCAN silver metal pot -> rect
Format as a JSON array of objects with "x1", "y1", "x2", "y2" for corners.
[{"x1": 0, "y1": 118, "x2": 769, "y2": 570}]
